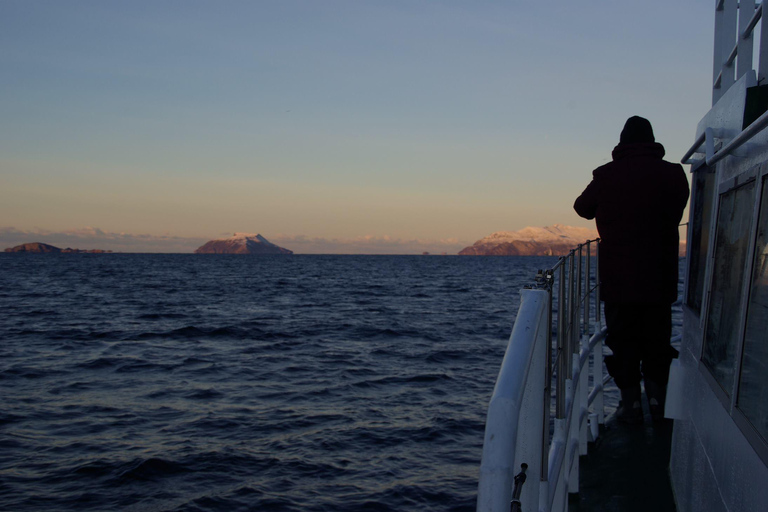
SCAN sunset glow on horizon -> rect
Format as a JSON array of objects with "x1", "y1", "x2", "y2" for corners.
[{"x1": 1, "y1": 1, "x2": 712, "y2": 253}]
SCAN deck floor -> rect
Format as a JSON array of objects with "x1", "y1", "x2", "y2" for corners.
[{"x1": 568, "y1": 408, "x2": 676, "y2": 512}]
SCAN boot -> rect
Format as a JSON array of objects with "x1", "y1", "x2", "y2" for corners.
[
  {"x1": 617, "y1": 386, "x2": 643, "y2": 424},
  {"x1": 644, "y1": 380, "x2": 667, "y2": 422}
]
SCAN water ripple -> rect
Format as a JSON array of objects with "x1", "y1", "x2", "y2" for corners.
[{"x1": 0, "y1": 254, "x2": 648, "y2": 511}]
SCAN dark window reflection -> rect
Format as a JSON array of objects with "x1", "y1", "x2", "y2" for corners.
[
  {"x1": 686, "y1": 168, "x2": 715, "y2": 314},
  {"x1": 739, "y1": 177, "x2": 768, "y2": 443},
  {"x1": 703, "y1": 181, "x2": 755, "y2": 396}
]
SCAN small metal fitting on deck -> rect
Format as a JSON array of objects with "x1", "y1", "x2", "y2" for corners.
[
  {"x1": 510, "y1": 463, "x2": 528, "y2": 512},
  {"x1": 527, "y1": 269, "x2": 554, "y2": 290}
]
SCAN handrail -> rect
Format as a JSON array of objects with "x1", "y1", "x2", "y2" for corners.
[
  {"x1": 683, "y1": 1, "x2": 768, "y2": 171},
  {"x1": 477, "y1": 239, "x2": 607, "y2": 512},
  {"x1": 680, "y1": 130, "x2": 707, "y2": 168},
  {"x1": 682, "y1": 107, "x2": 768, "y2": 169},
  {"x1": 712, "y1": 0, "x2": 764, "y2": 104},
  {"x1": 476, "y1": 288, "x2": 550, "y2": 512},
  {"x1": 744, "y1": 3, "x2": 763, "y2": 41},
  {"x1": 709, "y1": 108, "x2": 768, "y2": 165}
]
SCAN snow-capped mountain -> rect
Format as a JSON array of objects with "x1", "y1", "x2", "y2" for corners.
[
  {"x1": 194, "y1": 233, "x2": 293, "y2": 255},
  {"x1": 458, "y1": 225, "x2": 599, "y2": 256}
]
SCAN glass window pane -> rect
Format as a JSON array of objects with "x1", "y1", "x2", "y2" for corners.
[
  {"x1": 686, "y1": 169, "x2": 716, "y2": 314},
  {"x1": 703, "y1": 181, "x2": 756, "y2": 396},
  {"x1": 739, "y1": 177, "x2": 768, "y2": 443}
]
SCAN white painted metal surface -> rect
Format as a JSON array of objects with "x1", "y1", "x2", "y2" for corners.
[
  {"x1": 711, "y1": 0, "x2": 767, "y2": 104},
  {"x1": 713, "y1": 0, "x2": 738, "y2": 103},
  {"x1": 476, "y1": 289, "x2": 548, "y2": 512},
  {"x1": 477, "y1": 244, "x2": 607, "y2": 512},
  {"x1": 674, "y1": 3, "x2": 768, "y2": 511},
  {"x1": 664, "y1": 358, "x2": 686, "y2": 421}
]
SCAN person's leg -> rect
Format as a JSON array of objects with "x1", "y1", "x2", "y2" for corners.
[
  {"x1": 604, "y1": 302, "x2": 643, "y2": 423},
  {"x1": 604, "y1": 302, "x2": 644, "y2": 388},
  {"x1": 640, "y1": 303, "x2": 676, "y2": 421}
]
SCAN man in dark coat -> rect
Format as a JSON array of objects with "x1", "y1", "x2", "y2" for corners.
[{"x1": 574, "y1": 116, "x2": 689, "y2": 423}]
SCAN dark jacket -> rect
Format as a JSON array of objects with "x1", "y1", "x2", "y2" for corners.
[{"x1": 574, "y1": 142, "x2": 689, "y2": 304}]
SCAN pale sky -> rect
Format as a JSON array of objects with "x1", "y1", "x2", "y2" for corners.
[{"x1": 0, "y1": 1, "x2": 713, "y2": 253}]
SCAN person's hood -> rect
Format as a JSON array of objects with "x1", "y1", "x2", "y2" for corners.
[
  {"x1": 620, "y1": 116, "x2": 655, "y2": 144},
  {"x1": 611, "y1": 142, "x2": 666, "y2": 161}
]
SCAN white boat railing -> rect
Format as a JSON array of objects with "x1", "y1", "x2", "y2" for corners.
[
  {"x1": 477, "y1": 239, "x2": 607, "y2": 512},
  {"x1": 712, "y1": 0, "x2": 768, "y2": 105},
  {"x1": 682, "y1": 2, "x2": 768, "y2": 170}
]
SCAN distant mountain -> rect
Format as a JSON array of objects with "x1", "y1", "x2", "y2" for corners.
[
  {"x1": 194, "y1": 233, "x2": 293, "y2": 255},
  {"x1": 4, "y1": 242, "x2": 111, "y2": 253},
  {"x1": 5, "y1": 242, "x2": 62, "y2": 253},
  {"x1": 459, "y1": 225, "x2": 599, "y2": 256}
]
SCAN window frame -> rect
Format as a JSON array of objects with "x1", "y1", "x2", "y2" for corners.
[
  {"x1": 684, "y1": 165, "x2": 717, "y2": 318},
  {"x1": 699, "y1": 172, "x2": 757, "y2": 402},
  {"x1": 733, "y1": 173, "x2": 768, "y2": 463},
  {"x1": 697, "y1": 162, "x2": 768, "y2": 466}
]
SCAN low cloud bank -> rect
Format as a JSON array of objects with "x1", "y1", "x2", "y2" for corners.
[
  {"x1": 0, "y1": 227, "x2": 469, "y2": 255},
  {"x1": 268, "y1": 234, "x2": 467, "y2": 255},
  {"x1": 0, "y1": 227, "x2": 207, "y2": 253}
]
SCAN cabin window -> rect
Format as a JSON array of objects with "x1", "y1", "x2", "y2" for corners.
[
  {"x1": 702, "y1": 181, "x2": 755, "y2": 395},
  {"x1": 739, "y1": 177, "x2": 768, "y2": 443},
  {"x1": 686, "y1": 168, "x2": 716, "y2": 314}
]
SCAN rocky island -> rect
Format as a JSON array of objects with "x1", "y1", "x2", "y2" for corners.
[
  {"x1": 194, "y1": 233, "x2": 293, "y2": 255},
  {"x1": 459, "y1": 225, "x2": 599, "y2": 256},
  {"x1": 4, "y1": 242, "x2": 112, "y2": 253}
]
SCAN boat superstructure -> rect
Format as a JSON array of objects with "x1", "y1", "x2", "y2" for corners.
[
  {"x1": 477, "y1": 2, "x2": 768, "y2": 511},
  {"x1": 673, "y1": 1, "x2": 768, "y2": 510}
]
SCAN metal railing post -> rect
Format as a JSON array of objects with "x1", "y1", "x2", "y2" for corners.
[
  {"x1": 595, "y1": 241, "x2": 601, "y2": 324},
  {"x1": 737, "y1": 0, "x2": 756, "y2": 80},
  {"x1": 567, "y1": 251, "x2": 575, "y2": 378},
  {"x1": 576, "y1": 245, "x2": 583, "y2": 339},
  {"x1": 542, "y1": 275, "x2": 553, "y2": 482},
  {"x1": 593, "y1": 239, "x2": 604, "y2": 424},
  {"x1": 585, "y1": 242, "x2": 591, "y2": 331},
  {"x1": 760, "y1": 2, "x2": 768, "y2": 84},
  {"x1": 477, "y1": 237, "x2": 610, "y2": 512},
  {"x1": 713, "y1": 0, "x2": 738, "y2": 104},
  {"x1": 556, "y1": 262, "x2": 567, "y2": 419}
]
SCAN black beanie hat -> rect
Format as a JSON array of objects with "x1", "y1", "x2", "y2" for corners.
[{"x1": 620, "y1": 116, "x2": 655, "y2": 144}]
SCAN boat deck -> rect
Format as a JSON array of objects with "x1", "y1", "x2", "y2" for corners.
[{"x1": 568, "y1": 405, "x2": 676, "y2": 512}]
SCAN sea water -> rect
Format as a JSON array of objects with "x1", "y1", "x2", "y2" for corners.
[{"x1": 0, "y1": 254, "x2": 683, "y2": 511}]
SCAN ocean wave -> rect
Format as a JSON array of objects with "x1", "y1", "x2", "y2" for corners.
[
  {"x1": 183, "y1": 388, "x2": 225, "y2": 400},
  {"x1": 115, "y1": 359, "x2": 175, "y2": 373},
  {"x1": 128, "y1": 324, "x2": 293, "y2": 341},
  {"x1": 116, "y1": 457, "x2": 190, "y2": 482},
  {"x1": 0, "y1": 254, "x2": 653, "y2": 511},
  {"x1": 77, "y1": 357, "x2": 118, "y2": 370},
  {"x1": 136, "y1": 312, "x2": 189, "y2": 320}
]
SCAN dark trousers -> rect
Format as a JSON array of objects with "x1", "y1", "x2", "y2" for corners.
[{"x1": 603, "y1": 302, "x2": 677, "y2": 390}]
